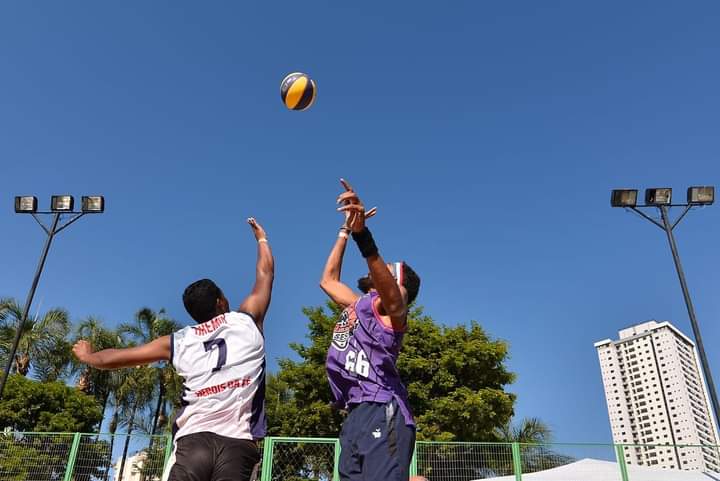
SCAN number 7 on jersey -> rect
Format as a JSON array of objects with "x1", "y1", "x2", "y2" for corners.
[{"x1": 203, "y1": 338, "x2": 227, "y2": 372}]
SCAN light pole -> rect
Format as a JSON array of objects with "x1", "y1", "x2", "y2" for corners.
[
  {"x1": 0, "y1": 195, "x2": 104, "y2": 399},
  {"x1": 610, "y1": 186, "x2": 719, "y2": 433}
]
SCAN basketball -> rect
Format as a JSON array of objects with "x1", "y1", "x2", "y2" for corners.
[{"x1": 280, "y1": 72, "x2": 317, "y2": 111}]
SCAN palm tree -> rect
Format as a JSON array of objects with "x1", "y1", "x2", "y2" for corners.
[
  {"x1": 104, "y1": 368, "x2": 130, "y2": 481},
  {"x1": 71, "y1": 318, "x2": 124, "y2": 416},
  {"x1": 496, "y1": 417, "x2": 573, "y2": 474},
  {"x1": 115, "y1": 364, "x2": 156, "y2": 481},
  {"x1": 120, "y1": 308, "x2": 182, "y2": 434},
  {"x1": 33, "y1": 336, "x2": 73, "y2": 382},
  {"x1": 0, "y1": 297, "x2": 70, "y2": 378},
  {"x1": 496, "y1": 417, "x2": 552, "y2": 444},
  {"x1": 116, "y1": 308, "x2": 182, "y2": 481}
]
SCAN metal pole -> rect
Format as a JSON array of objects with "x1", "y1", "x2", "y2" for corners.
[
  {"x1": 615, "y1": 444, "x2": 630, "y2": 481},
  {"x1": 659, "y1": 205, "x2": 720, "y2": 431},
  {"x1": 63, "y1": 432, "x2": 82, "y2": 481},
  {"x1": 511, "y1": 442, "x2": 523, "y2": 481},
  {"x1": 0, "y1": 212, "x2": 61, "y2": 399}
]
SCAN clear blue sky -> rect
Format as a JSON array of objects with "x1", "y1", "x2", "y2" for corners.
[{"x1": 2, "y1": 2, "x2": 719, "y2": 444}]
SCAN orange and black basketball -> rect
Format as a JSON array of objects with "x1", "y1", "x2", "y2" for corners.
[{"x1": 280, "y1": 72, "x2": 317, "y2": 111}]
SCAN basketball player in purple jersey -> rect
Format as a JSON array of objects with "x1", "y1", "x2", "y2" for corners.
[
  {"x1": 73, "y1": 218, "x2": 273, "y2": 481},
  {"x1": 321, "y1": 179, "x2": 421, "y2": 481}
]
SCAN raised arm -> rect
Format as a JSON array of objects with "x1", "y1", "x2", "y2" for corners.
[
  {"x1": 239, "y1": 217, "x2": 275, "y2": 330},
  {"x1": 72, "y1": 336, "x2": 171, "y2": 370},
  {"x1": 337, "y1": 180, "x2": 407, "y2": 330},
  {"x1": 319, "y1": 228, "x2": 360, "y2": 307}
]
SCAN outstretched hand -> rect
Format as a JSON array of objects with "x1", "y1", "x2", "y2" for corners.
[
  {"x1": 247, "y1": 217, "x2": 267, "y2": 242},
  {"x1": 337, "y1": 178, "x2": 375, "y2": 232}
]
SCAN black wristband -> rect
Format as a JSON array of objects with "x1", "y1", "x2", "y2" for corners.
[{"x1": 352, "y1": 227, "x2": 379, "y2": 258}]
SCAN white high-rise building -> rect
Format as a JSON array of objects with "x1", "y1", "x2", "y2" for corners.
[{"x1": 595, "y1": 320, "x2": 720, "y2": 473}]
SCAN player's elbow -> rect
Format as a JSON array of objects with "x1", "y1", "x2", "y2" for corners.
[{"x1": 383, "y1": 297, "x2": 407, "y2": 318}]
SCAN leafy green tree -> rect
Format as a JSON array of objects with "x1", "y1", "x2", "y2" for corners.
[
  {"x1": 138, "y1": 437, "x2": 172, "y2": 481},
  {"x1": 0, "y1": 297, "x2": 70, "y2": 378},
  {"x1": 0, "y1": 437, "x2": 63, "y2": 481},
  {"x1": 0, "y1": 374, "x2": 102, "y2": 432},
  {"x1": 267, "y1": 303, "x2": 516, "y2": 441},
  {"x1": 0, "y1": 375, "x2": 109, "y2": 480}
]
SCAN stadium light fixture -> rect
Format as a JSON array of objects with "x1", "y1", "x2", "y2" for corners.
[
  {"x1": 645, "y1": 188, "x2": 672, "y2": 206},
  {"x1": 51, "y1": 195, "x2": 74, "y2": 212},
  {"x1": 14, "y1": 196, "x2": 38, "y2": 214},
  {"x1": 687, "y1": 186, "x2": 714, "y2": 206},
  {"x1": 609, "y1": 184, "x2": 719, "y2": 435},
  {"x1": 610, "y1": 189, "x2": 638, "y2": 208},
  {"x1": 82, "y1": 196, "x2": 105, "y2": 213},
  {"x1": 1, "y1": 192, "x2": 104, "y2": 400}
]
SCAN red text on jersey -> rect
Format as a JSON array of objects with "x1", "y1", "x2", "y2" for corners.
[
  {"x1": 193, "y1": 314, "x2": 228, "y2": 336},
  {"x1": 194, "y1": 377, "x2": 252, "y2": 398}
]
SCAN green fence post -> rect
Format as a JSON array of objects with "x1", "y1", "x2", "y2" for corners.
[
  {"x1": 334, "y1": 438, "x2": 341, "y2": 481},
  {"x1": 409, "y1": 442, "x2": 418, "y2": 477},
  {"x1": 62, "y1": 432, "x2": 82, "y2": 481},
  {"x1": 615, "y1": 444, "x2": 630, "y2": 481},
  {"x1": 511, "y1": 442, "x2": 522, "y2": 481},
  {"x1": 260, "y1": 437, "x2": 274, "y2": 481},
  {"x1": 164, "y1": 434, "x2": 174, "y2": 471}
]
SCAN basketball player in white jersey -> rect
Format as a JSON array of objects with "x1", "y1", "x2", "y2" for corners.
[{"x1": 73, "y1": 217, "x2": 273, "y2": 481}]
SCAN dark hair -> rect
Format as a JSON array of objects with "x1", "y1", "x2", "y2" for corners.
[
  {"x1": 183, "y1": 279, "x2": 222, "y2": 323},
  {"x1": 357, "y1": 276, "x2": 373, "y2": 293},
  {"x1": 402, "y1": 262, "x2": 421, "y2": 304},
  {"x1": 355, "y1": 263, "x2": 421, "y2": 304}
]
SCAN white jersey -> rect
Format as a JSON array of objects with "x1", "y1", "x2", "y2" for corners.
[{"x1": 171, "y1": 311, "x2": 266, "y2": 441}]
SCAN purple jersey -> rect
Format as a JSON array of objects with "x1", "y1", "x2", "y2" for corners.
[{"x1": 326, "y1": 292, "x2": 414, "y2": 426}]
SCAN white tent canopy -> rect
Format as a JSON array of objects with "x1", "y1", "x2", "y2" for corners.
[{"x1": 479, "y1": 458, "x2": 720, "y2": 481}]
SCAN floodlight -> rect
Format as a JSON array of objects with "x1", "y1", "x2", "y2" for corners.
[
  {"x1": 645, "y1": 188, "x2": 672, "y2": 206},
  {"x1": 51, "y1": 195, "x2": 74, "y2": 212},
  {"x1": 81, "y1": 196, "x2": 104, "y2": 213},
  {"x1": 611, "y1": 189, "x2": 638, "y2": 208},
  {"x1": 15, "y1": 196, "x2": 38, "y2": 213},
  {"x1": 687, "y1": 186, "x2": 714, "y2": 206}
]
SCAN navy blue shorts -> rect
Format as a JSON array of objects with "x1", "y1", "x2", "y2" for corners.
[{"x1": 339, "y1": 400, "x2": 416, "y2": 481}]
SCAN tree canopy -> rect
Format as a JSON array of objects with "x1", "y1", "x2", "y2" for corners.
[
  {"x1": 267, "y1": 302, "x2": 517, "y2": 441},
  {"x1": 0, "y1": 374, "x2": 102, "y2": 432}
]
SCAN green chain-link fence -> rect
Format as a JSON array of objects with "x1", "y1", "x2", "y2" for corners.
[
  {"x1": 261, "y1": 437, "x2": 338, "y2": 481},
  {"x1": 2, "y1": 432, "x2": 719, "y2": 480},
  {"x1": 0, "y1": 431, "x2": 171, "y2": 481}
]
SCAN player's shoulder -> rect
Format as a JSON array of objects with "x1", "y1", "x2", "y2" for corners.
[{"x1": 225, "y1": 310, "x2": 256, "y2": 324}]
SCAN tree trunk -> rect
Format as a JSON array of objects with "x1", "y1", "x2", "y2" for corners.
[
  {"x1": 117, "y1": 407, "x2": 136, "y2": 481},
  {"x1": 151, "y1": 386, "x2": 165, "y2": 435},
  {"x1": 105, "y1": 409, "x2": 119, "y2": 481},
  {"x1": 138, "y1": 387, "x2": 164, "y2": 481}
]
